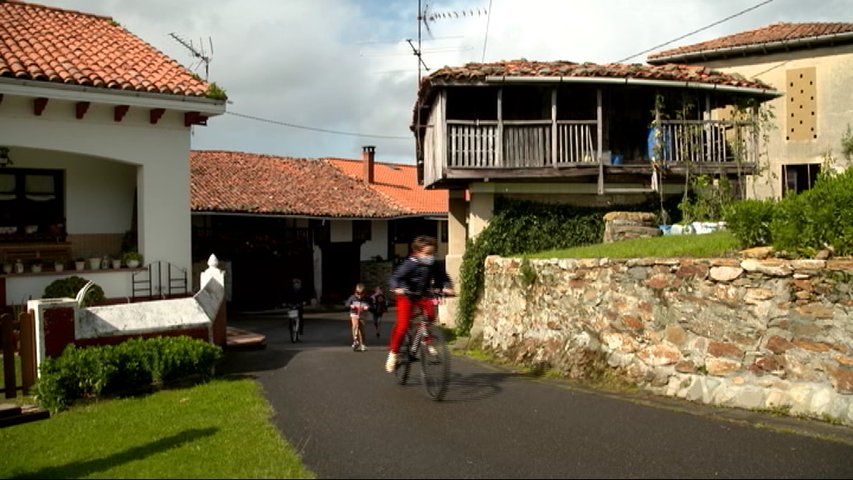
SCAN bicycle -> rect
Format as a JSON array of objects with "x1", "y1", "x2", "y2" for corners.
[
  {"x1": 394, "y1": 292, "x2": 452, "y2": 401},
  {"x1": 285, "y1": 304, "x2": 301, "y2": 343}
]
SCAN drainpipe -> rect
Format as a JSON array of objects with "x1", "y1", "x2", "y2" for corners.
[{"x1": 362, "y1": 146, "x2": 375, "y2": 184}]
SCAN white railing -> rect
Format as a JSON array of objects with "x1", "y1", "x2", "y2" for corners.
[{"x1": 658, "y1": 120, "x2": 756, "y2": 164}]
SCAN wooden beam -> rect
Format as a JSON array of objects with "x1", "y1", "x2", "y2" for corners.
[
  {"x1": 149, "y1": 108, "x2": 165, "y2": 125},
  {"x1": 33, "y1": 97, "x2": 48, "y2": 116},
  {"x1": 114, "y1": 105, "x2": 129, "y2": 122},
  {"x1": 184, "y1": 111, "x2": 208, "y2": 127},
  {"x1": 75, "y1": 101, "x2": 90, "y2": 119}
]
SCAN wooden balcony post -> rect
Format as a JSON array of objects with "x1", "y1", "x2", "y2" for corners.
[
  {"x1": 551, "y1": 88, "x2": 558, "y2": 168},
  {"x1": 597, "y1": 88, "x2": 604, "y2": 195},
  {"x1": 497, "y1": 88, "x2": 503, "y2": 168}
]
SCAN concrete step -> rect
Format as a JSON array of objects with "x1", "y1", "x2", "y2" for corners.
[
  {"x1": 0, "y1": 404, "x2": 49, "y2": 428},
  {"x1": 0, "y1": 403, "x2": 22, "y2": 419}
]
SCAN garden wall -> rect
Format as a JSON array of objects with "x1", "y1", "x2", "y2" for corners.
[{"x1": 476, "y1": 255, "x2": 853, "y2": 425}]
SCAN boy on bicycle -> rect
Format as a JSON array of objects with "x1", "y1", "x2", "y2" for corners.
[{"x1": 385, "y1": 235, "x2": 454, "y2": 373}]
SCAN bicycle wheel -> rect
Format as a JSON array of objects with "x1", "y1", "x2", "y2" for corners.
[
  {"x1": 289, "y1": 315, "x2": 298, "y2": 343},
  {"x1": 418, "y1": 323, "x2": 450, "y2": 401},
  {"x1": 394, "y1": 331, "x2": 412, "y2": 385}
]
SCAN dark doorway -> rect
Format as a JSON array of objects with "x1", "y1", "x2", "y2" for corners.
[{"x1": 320, "y1": 241, "x2": 361, "y2": 305}]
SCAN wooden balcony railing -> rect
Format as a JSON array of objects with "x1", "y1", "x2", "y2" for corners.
[
  {"x1": 445, "y1": 118, "x2": 755, "y2": 170},
  {"x1": 448, "y1": 120, "x2": 599, "y2": 168},
  {"x1": 657, "y1": 120, "x2": 756, "y2": 164}
]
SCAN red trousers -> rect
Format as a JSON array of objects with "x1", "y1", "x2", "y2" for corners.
[{"x1": 389, "y1": 296, "x2": 435, "y2": 354}]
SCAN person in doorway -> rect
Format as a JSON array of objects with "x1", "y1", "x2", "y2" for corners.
[
  {"x1": 370, "y1": 285, "x2": 388, "y2": 338},
  {"x1": 385, "y1": 235, "x2": 454, "y2": 373},
  {"x1": 284, "y1": 277, "x2": 308, "y2": 336},
  {"x1": 345, "y1": 283, "x2": 370, "y2": 352}
]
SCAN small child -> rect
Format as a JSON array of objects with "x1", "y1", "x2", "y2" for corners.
[
  {"x1": 344, "y1": 283, "x2": 370, "y2": 352},
  {"x1": 370, "y1": 286, "x2": 388, "y2": 338}
]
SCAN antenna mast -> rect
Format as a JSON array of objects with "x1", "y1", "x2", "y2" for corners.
[{"x1": 169, "y1": 33, "x2": 213, "y2": 80}]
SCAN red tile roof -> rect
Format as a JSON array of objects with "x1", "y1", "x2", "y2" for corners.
[
  {"x1": 648, "y1": 22, "x2": 853, "y2": 63},
  {"x1": 0, "y1": 0, "x2": 211, "y2": 97},
  {"x1": 415, "y1": 59, "x2": 775, "y2": 125},
  {"x1": 327, "y1": 158, "x2": 448, "y2": 216},
  {"x1": 191, "y1": 151, "x2": 435, "y2": 219}
]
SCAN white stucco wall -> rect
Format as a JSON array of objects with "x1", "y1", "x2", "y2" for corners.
[
  {"x1": 330, "y1": 220, "x2": 352, "y2": 243},
  {"x1": 690, "y1": 44, "x2": 853, "y2": 199},
  {"x1": 360, "y1": 220, "x2": 389, "y2": 261},
  {"x1": 0, "y1": 84, "x2": 223, "y2": 304}
]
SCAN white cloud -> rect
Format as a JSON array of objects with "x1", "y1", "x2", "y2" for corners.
[{"x1": 30, "y1": 0, "x2": 853, "y2": 163}]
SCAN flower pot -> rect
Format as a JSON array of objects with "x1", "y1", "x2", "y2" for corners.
[
  {"x1": 112, "y1": 259, "x2": 122, "y2": 269},
  {"x1": 31, "y1": 264, "x2": 42, "y2": 273},
  {"x1": 75, "y1": 261, "x2": 86, "y2": 271},
  {"x1": 88, "y1": 257, "x2": 101, "y2": 270},
  {"x1": 126, "y1": 259, "x2": 140, "y2": 269},
  {"x1": 2, "y1": 263, "x2": 11, "y2": 274},
  {"x1": 54, "y1": 263, "x2": 64, "y2": 272}
]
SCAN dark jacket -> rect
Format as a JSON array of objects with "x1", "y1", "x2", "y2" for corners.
[
  {"x1": 389, "y1": 256, "x2": 452, "y2": 298},
  {"x1": 284, "y1": 286, "x2": 307, "y2": 308}
]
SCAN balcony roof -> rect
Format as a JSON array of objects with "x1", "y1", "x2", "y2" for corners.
[{"x1": 413, "y1": 59, "x2": 779, "y2": 128}]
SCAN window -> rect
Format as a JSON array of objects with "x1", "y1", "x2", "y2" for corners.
[
  {"x1": 353, "y1": 220, "x2": 372, "y2": 242},
  {"x1": 783, "y1": 164, "x2": 820, "y2": 195},
  {"x1": 0, "y1": 169, "x2": 65, "y2": 241}
]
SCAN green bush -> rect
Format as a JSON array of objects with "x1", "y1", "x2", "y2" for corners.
[
  {"x1": 723, "y1": 198, "x2": 776, "y2": 248},
  {"x1": 43, "y1": 276, "x2": 106, "y2": 307},
  {"x1": 678, "y1": 175, "x2": 736, "y2": 223},
  {"x1": 35, "y1": 336, "x2": 223, "y2": 413},
  {"x1": 456, "y1": 196, "x2": 681, "y2": 335},
  {"x1": 771, "y1": 168, "x2": 853, "y2": 256}
]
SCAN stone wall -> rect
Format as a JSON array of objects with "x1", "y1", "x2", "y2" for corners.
[
  {"x1": 602, "y1": 211, "x2": 660, "y2": 243},
  {"x1": 476, "y1": 255, "x2": 853, "y2": 425}
]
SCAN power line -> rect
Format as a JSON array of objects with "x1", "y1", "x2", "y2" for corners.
[
  {"x1": 614, "y1": 0, "x2": 774, "y2": 63},
  {"x1": 226, "y1": 111, "x2": 411, "y2": 140},
  {"x1": 482, "y1": 0, "x2": 493, "y2": 62}
]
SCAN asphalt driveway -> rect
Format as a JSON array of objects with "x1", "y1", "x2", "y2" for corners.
[{"x1": 220, "y1": 308, "x2": 853, "y2": 479}]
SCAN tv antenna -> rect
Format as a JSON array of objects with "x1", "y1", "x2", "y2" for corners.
[{"x1": 169, "y1": 33, "x2": 214, "y2": 80}]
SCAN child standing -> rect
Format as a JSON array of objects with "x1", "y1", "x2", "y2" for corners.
[
  {"x1": 345, "y1": 283, "x2": 370, "y2": 351},
  {"x1": 370, "y1": 286, "x2": 388, "y2": 338}
]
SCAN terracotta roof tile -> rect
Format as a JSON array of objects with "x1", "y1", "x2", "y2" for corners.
[
  {"x1": 0, "y1": 1, "x2": 210, "y2": 97},
  {"x1": 190, "y1": 151, "x2": 412, "y2": 218},
  {"x1": 648, "y1": 22, "x2": 853, "y2": 62},
  {"x1": 415, "y1": 59, "x2": 774, "y2": 125},
  {"x1": 326, "y1": 158, "x2": 448, "y2": 216},
  {"x1": 423, "y1": 59, "x2": 772, "y2": 90}
]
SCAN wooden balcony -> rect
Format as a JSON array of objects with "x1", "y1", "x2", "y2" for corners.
[{"x1": 431, "y1": 118, "x2": 757, "y2": 186}]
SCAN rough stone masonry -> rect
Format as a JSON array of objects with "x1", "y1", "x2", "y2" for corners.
[{"x1": 476, "y1": 255, "x2": 853, "y2": 425}]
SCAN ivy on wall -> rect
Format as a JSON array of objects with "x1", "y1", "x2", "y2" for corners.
[{"x1": 456, "y1": 196, "x2": 681, "y2": 335}]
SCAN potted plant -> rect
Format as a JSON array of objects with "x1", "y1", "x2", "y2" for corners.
[
  {"x1": 54, "y1": 258, "x2": 65, "y2": 272},
  {"x1": 88, "y1": 256, "x2": 102, "y2": 270},
  {"x1": 123, "y1": 250, "x2": 143, "y2": 268},
  {"x1": 2, "y1": 261, "x2": 11, "y2": 274},
  {"x1": 30, "y1": 260, "x2": 43, "y2": 273},
  {"x1": 111, "y1": 256, "x2": 122, "y2": 269},
  {"x1": 75, "y1": 257, "x2": 86, "y2": 271}
]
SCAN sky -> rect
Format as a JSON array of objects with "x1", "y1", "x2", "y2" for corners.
[{"x1": 32, "y1": 0, "x2": 853, "y2": 164}]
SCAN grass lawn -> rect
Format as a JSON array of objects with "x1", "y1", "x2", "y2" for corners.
[
  {"x1": 525, "y1": 230, "x2": 740, "y2": 259},
  {"x1": 0, "y1": 378, "x2": 315, "y2": 479}
]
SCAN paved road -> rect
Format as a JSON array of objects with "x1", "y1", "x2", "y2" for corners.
[{"x1": 220, "y1": 309, "x2": 853, "y2": 479}]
